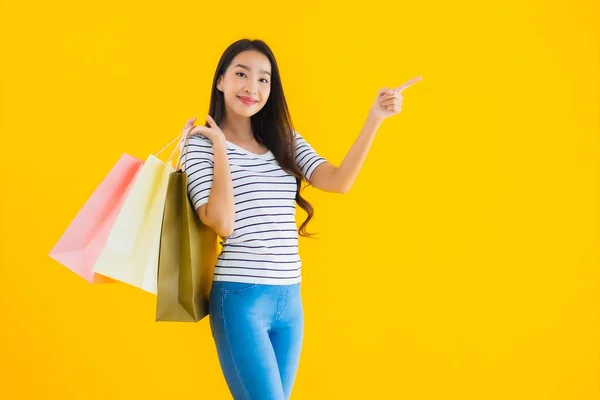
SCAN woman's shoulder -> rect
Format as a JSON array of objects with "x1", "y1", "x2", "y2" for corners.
[
  {"x1": 180, "y1": 134, "x2": 214, "y2": 162},
  {"x1": 187, "y1": 134, "x2": 213, "y2": 145},
  {"x1": 184, "y1": 135, "x2": 214, "y2": 152}
]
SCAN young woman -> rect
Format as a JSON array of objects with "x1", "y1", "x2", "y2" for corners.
[{"x1": 180, "y1": 38, "x2": 421, "y2": 400}]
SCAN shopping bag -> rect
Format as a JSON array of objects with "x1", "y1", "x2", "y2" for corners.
[
  {"x1": 155, "y1": 133, "x2": 218, "y2": 322},
  {"x1": 48, "y1": 153, "x2": 144, "y2": 283},
  {"x1": 91, "y1": 132, "x2": 184, "y2": 294}
]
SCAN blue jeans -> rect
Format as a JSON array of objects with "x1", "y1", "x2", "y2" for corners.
[{"x1": 208, "y1": 281, "x2": 304, "y2": 400}]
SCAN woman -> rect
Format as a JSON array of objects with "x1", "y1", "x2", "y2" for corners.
[{"x1": 180, "y1": 38, "x2": 421, "y2": 400}]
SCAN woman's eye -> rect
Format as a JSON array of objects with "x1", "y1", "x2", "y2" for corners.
[{"x1": 236, "y1": 72, "x2": 268, "y2": 84}]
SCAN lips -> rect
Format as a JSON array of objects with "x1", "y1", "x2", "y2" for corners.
[{"x1": 238, "y1": 96, "x2": 258, "y2": 105}]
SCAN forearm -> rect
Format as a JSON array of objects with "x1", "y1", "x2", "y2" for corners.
[
  {"x1": 205, "y1": 139, "x2": 235, "y2": 236},
  {"x1": 334, "y1": 112, "x2": 383, "y2": 193}
]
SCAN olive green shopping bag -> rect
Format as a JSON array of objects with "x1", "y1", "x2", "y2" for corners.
[{"x1": 155, "y1": 134, "x2": 218, "y2": 322}]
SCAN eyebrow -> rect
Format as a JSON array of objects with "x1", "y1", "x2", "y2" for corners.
[{"x1": 235, "y1": 64, "x2": 271, "y2": 77}]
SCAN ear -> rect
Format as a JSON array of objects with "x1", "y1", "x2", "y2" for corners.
[{"x1": 216, "y1": 74, "x2": 224, "y2": 92}]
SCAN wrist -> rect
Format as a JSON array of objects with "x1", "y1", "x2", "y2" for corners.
[{"x1": 367, "y1": 111, "x2": 384, "y2": 126}]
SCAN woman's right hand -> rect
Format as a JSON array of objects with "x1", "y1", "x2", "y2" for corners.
[{"x1": 183, "y1": 115, "x2": 226, "y2": 145}]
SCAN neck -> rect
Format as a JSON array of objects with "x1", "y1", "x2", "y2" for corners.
[{"x1": 220, "y1": 112, "x2": 254, "y2": 142}]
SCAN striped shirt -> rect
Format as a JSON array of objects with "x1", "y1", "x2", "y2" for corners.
[{"x1": 180, "y1": 130, "x2": 328, "y2": 286}]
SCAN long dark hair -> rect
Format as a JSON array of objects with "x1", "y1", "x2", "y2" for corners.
[{"x1": 205, "y1": 38, "x2": 318, "y2": 238}]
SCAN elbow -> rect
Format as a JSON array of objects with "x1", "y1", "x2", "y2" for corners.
[
  {"x1": 210, "y1": 212, "x2": 234, "y2": 237},
  {"x1": 334, "y1": 172, "x2": 351, "y2": 194},
  {"x1": 198, "y1": 204, "x2": 235, "y2": 237},
  {"x1": 338, "y1": 184, "x2": 351, "y2": 194},
  {"x1": 215, "y1": 219, "x2": 235, "y2": 237}
]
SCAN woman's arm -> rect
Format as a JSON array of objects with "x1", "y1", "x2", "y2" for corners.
[
  {"x1": 308, "y1": 77, "x2": 422, "y2": 193},
  {"x1": 309, "y1": 112, "x2": 383, "y2": 194},
  {"x1": 198, "y1": 138, "x2": 235, "y2": 237}
]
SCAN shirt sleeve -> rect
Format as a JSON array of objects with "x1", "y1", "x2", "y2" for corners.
[
  {"x1": 179, "y1": 135, "x2": 214, "y2": 209},
  {"x1": 293, "y1": 130, "x2": 328, "y2": 181}
]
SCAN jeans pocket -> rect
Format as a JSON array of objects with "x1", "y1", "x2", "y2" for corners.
[{"x1": 220, "y1": 281, "x2": 260, "y2": 294}]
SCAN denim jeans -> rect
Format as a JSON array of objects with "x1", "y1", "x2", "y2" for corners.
[{"x1": 209, "y1": 281, "x2": 304, "y2": 400}]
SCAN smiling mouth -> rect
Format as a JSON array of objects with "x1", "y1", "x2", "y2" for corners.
[{"x1": 238, "y1": 96, "x2": 258, "y2": 105}]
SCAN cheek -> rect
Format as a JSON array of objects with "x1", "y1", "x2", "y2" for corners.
[
  {"x1": 227, "y1": 89, "x2": 242, "y2": 103},
  {"x1": 261, "y1": 87, "x2": 271, "y2": 101}
]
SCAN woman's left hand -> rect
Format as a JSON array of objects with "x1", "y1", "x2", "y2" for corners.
[{"x1": 369, "y1": 76, "x2": 423, "y2": 122}]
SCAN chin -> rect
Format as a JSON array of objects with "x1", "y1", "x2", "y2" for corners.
[
  {"x1": 234, "y1": 104, "x2": 262, "y2": 117},
  {"x1": 233, "y1": 108, "x2": 255, "y2": 118}
]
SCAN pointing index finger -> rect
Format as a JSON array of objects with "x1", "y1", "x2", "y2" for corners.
[{"x1": 394, "y1": 76, "x2": 423, "y2": 92}]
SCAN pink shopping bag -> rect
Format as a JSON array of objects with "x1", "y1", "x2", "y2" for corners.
[{"x1": 49, "y1": 153, "x2": 144, "y2": 283}]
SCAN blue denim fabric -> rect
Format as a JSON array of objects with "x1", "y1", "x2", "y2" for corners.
[{"x1": 209, "y1": 281, "x2": 304, "y2": 400}]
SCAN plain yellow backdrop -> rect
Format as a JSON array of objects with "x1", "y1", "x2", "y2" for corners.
[{"x1": 0, "y1": 0, "x2": 598, "y2": 399}]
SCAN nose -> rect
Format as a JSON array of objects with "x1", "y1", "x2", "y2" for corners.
[{"x1": 244, "y1": 85, "x2": 257, "y2": 94}]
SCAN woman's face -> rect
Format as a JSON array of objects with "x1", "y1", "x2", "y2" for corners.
[{"x1": 217, "y1": 50, "x2": 272, "y2": 118}]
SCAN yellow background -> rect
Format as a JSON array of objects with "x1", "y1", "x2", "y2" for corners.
[{"x1": 1, "y1": 0, "x2": 598, "y2": 399}]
